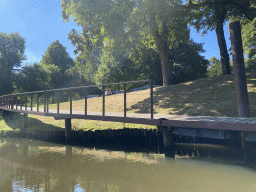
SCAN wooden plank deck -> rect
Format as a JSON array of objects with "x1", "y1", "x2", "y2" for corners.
[{"x1": 1, "y1": 106, "x2": 256, "y2": 132}]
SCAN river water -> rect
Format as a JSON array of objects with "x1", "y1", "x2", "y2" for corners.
[{"x1": 0, "y1": 138, "x2": 256, "y2": 192}]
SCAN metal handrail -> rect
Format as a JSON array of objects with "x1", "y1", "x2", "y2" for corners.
[{"x1": 0, "y1": 79, "x2": 154, "y2": 119}]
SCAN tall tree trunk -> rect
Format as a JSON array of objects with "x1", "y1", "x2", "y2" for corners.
[
  {"x1": 150, "y1": 14, "x2": 172, "y2": 86},
  {"x1": 230, "y1": 21, "x2": 250, "y2": 117},
  {"x1": 216, "y1": 23, "x2": 231, "y2": 75},
  {"x1": 215, "y1": 6, "x2": 231, "y2": 75}
]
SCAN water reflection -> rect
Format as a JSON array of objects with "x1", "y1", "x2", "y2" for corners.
[{"x1": 0, "y1": 138, "x2": 256, "y2": 191}]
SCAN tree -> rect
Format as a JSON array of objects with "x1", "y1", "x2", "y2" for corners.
[
  {"x1": 186, "y1": 0, "x2": 231, "y2": 75},
  {"x1": 171, "y1": 40, "x2": 208, "y2": 83},
  {"x1": 61, "y1": 0, "x2": 192, "y2": 86},
  {"x1": 41, "y1": 40, "x2": 74, "y2": 74},
  {"x1": 206, "y1": 57, "x2": 222, "y2": 77},
  {"x1": 13, "y1": 63, "x2": 49, "y2": 93},
  {"x1": 242, "y1": 18, "x2": 256, "y2": 72},
  {"x1": 41, "y1": 40, "x2": 75, "y2": 88},
  {"x1": 184, "y1": 0, "x2": 256, "y2": 76},
  {"x1": 67, "y1": 51, "x2": 99, "y2": 82},
  {"x1": 0, "y1": 32, "x2": 26, "y2": 95}
]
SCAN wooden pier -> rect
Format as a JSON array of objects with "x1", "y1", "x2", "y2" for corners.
[{"x1": 1, "y1": 80, "x2": 256, "y2": 156}]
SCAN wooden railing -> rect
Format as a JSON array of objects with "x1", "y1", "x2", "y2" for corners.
[{"x1": 0, "y1": 80, "x2": 154, "y2": 119}]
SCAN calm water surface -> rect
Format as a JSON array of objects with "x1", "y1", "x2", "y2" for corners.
[{"x1": 0, "y1": 138, "x2": 256, "y2": 192}]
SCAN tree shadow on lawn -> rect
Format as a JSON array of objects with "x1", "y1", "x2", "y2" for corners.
[
  {"x1": 1, "y1": 111, "x2": 63, "y2": 131},
  {"x1": 128, "y1": 74, "x2": 256, "y2": 117}
]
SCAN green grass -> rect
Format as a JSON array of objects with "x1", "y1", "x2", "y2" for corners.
[{"x1": 1, "y1": 72, "x2": 256, "y2": 131}]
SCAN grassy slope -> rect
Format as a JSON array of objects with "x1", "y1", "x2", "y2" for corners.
[{"x1": 1, "y1": 72, "x2": 256, "y2": 131}]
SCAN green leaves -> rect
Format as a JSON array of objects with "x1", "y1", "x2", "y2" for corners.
[
  {"x1": 41, "y1": 40, "x2": 75, "y2": 74},
  {"x1": 0, "y1": 32, "x2": 26, "y2": 95},
  {"x1": 242, "y1": 18, "x2": 256, "y2": 71}
]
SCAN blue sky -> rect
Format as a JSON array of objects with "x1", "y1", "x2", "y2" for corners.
[{"x1": 0, "y1": 0, "x2": 231, "y2": 66}]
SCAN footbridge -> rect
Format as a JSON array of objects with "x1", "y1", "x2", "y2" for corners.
[{"x1": 1, "y1": 80, "x2": 256, "y2": 151}]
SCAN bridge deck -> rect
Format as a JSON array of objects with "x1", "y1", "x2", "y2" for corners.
[{"x1": 1, "y1": 106, "x2": 256, "y2": 132}]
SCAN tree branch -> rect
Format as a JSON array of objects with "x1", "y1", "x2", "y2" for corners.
[{"x1": 176, "y1": 0, "x2": 256, "y2": 21}]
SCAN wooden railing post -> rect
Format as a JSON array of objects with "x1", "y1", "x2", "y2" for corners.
[
  {"x1": 20, "y1": 95, "x2": 22, "y2": 110},
  {"x1": 85, "y1": 88, "x2": 88, "y2": 115},
  {"x1": 11, "y1": 94, "x2": 13, "y2": 109},
  {"x1": 16, "y1": 95, "x2": 18, "y2": 110},
  {"x1": 150, "y1": 79, "x2": 154, "y2": 120},
  {"x1": 44, "y1": 90, "x2": 46, "y2": 113},
  {"x1": 57, "y1": 92, "x2": 59, "y2": 114},
  {"x1": 25, "y1": 94, "x2": 27, "y2": 111},
  {"x1": 124, "y1": 84, "x2": 126, "y2": 118},
  {"x1": 37, "y1": 93, "x2": 39, "y2": 112},
  {"x1": 30, "y1": 94, "x2": 33, "y2": 111},
  {"x1": 47, "y1": 91, "x2": 49, "y2": 113},
  {"x1": 70, "y1": 89, "x2": 72, "y2": 115},
  {"x1": 102, "y1": 85, "x2": 105, "y2": 116}
]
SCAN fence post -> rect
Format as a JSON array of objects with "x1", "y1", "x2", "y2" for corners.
[
  {"x1": 150, "y1": 79, "x2": 154, "y2": 120},
  {"x1": 44, "y1": 90, "x2": 46, "y2": 113},
  {"x1": 25, "y1": 94, "x2": 27, "y2": 111},
  {"x1": 57, "y1": 92, "x2": 59, "y2": 114},
  {"x1": 16, "y1": 95, "x2": 18, "y2": 110},
  {"x1": 47, "y1": 91, "x2": 49, "y2": 113},
  {"x1": 11, "y1": 94, "x2": 13, "y2": 109},
  {"x1": 30, "y1": 94, "x2": 32, "y2": 111},
  {"x1": 124, "y1": 84, "x2": 126, "y2": 118},
  {"x1": 70, "y1": 89, "x2": 72, "y2": 114},
  {"x1": 20, "y1": 95, "x2": 22, "y2": 110},
  {"x1": 85, "y1": 88, "x2": 88, "y2": 115},
  {"x1": 102, "y1": 85, "x2": 105, "y2": 116},
  {"x1": 37, "y1": 93, "x2": 39, "y2": 112}
]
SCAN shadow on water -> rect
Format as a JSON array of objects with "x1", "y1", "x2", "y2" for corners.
[{"x1": 1, "y1": 111, "x2": 62, "y2": 131}]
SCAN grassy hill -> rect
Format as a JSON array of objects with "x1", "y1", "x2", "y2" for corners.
[
  {"x1": 50, "y1": 72, "x2": 256, "y2": 117},
  {"x1": 1, "y1": 72, "x2": 256, "y2": 131}
]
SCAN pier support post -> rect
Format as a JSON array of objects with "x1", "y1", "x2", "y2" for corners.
[
  {"x1": 24, "y1": 113, "x2": 28, "y2": 129},
  {"x1": 65, "y1": 118, "x2": 72, "y2": 143},
  {"x1": 157, "y1": 118, "x2": 175, "y2": 157}
]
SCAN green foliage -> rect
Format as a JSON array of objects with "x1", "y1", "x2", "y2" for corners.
[
  {"x1": 207, "y1": 57, "x2": 223, "y2": 77},
  {"x1": 41, "y1": 40, "x2": 75, "y2": 73},
  {"x1": 0, "y1": 32, "x2": 26, "y2": 95},
  {"x1": 242, "y1": 18, "x2": 256, "y2": 72},
  {"x1": 40, "y1": 40, "x2": 76, "y2": 89},
  {"x1": 62, "y1": 0, "x2": 195, "y2": 86},
  {"x1": 186, "y1": 0, "x2": 256, "y2": 76},
  {"x1": 62, "y1": 0, "x2": 209, "y2": 86},
  {"x1": 67, "y1": 51, "x2": 99, "y2": 82},
  {"x1": 13, "y1": 63, "x2": 48, "y2": 93},
  {"x1": 172, "y1": 40, "x2": 208, "y2": 83}
]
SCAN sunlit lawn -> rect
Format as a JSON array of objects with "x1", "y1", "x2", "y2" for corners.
[
  {"x1": 47, "y1": 72, "x2": 256, "y2": 117},
  {"x1": 2, "y1": 72, "x2": 256, "y2": 131}
]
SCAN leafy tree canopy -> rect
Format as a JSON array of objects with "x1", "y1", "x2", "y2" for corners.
[
  {"x1": 41, "y1": 40, "x2": 75, "y2": 73},
  {"x1": 0, "y1": 32, "x2": 26, "y2": 95},
  {"x1": 61, "y1": 0, "x2": 193, "y2": 86}
]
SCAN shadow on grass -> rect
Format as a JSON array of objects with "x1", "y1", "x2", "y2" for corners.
[
  {"x1": 1, "y1": 111, "x2": 63, "y2": 131},
  {"x1": 128, "y1": 73, "x2": 256, "y2": 117}
]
